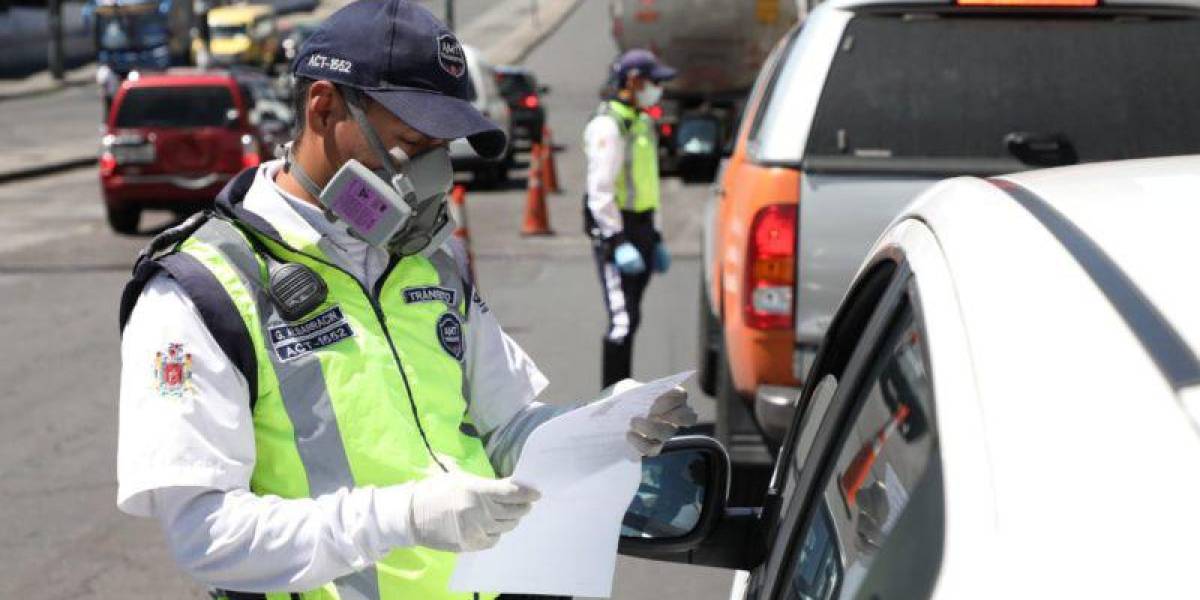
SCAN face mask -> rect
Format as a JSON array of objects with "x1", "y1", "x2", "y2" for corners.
[
  {"x1": 286, "y1": 88, "x2": 456, "y2": 258},
  {"x1": 317, "y1": 146, "x2": 454, "y2": 255},
  {"x1": 636, "y1": 82, "x2": 663, "y2": 108}
]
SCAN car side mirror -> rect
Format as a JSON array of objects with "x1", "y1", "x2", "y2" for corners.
[
  {"x1": 225, "y1": 108, "x2": 241, "y2": 128},
  {"x1": 538, "y1": 84, "x2": 551, "y2": 95},
  {"x1": 619, "y1": 436, "x2": 766, "y2": 570},
  {"x1": 619, "y1": 436, "x2": 726, "y2": 549}
]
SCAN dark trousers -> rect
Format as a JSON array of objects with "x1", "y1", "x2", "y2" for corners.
[{"x1": 592, "y1": 212, "x2": 658, "y2": 388}]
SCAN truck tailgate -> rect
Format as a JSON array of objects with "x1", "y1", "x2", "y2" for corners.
[{"x1": 794, "y1": 173, "x2": 940, "y2": 357}]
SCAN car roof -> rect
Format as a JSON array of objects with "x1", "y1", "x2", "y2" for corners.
[
  {"x1": 122, "y1": 69, "x2": 238, "y2": 87},
  {"x1": 902, "y1": 155, "x2": 1200, "y2": 591},
  {"x1": 208, "y1": 3, "x2": 273, "y2": 22}
]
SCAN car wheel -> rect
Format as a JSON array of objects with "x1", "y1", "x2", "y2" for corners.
[
  {"x1": 106, "y1": 205, "x2": 141, "y2": 235},
  {"x1": 715, "y1": 337, "x2": 774, "y2": 507},
  {"x1": 697, "y1": 279, "x2": 720, "y2": 396}
]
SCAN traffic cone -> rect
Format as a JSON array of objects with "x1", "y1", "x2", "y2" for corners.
[
  {"x1": 838, "y1": 403, "x2": 910, "y2": 510},
  {"x1": 541, "y1": 125, "x2": 561, "y2": 195},
  {"x1": 447, "y1": 184, "x2": 476, "y2": 281},
  {"x1": 521, "y1": 141, "x2": 554, "y2": 236}
]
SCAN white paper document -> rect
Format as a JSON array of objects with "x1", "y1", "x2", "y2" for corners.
[{"x1": 449, "y1": 371, "x2": 695, "y2": 598}]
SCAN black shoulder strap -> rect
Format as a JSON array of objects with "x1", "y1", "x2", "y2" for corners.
[{"x1": 119, "y1": 216, "x2": 259, "y2": 406}]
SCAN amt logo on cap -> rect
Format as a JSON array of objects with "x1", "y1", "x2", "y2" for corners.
[{"x1": 437, "y1": 34, "x2": 466, "y2": 78}]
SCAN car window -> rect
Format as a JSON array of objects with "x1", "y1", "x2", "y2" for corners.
[
  {"x1": 777, "y1": 373, "x2": 839, "y2": 521},
  {"x1": 115, "y1": 86, "x2": 235, "y2": 128},
  {"x1": 210, "y1": 23, "x2": 246, "y2": 38},
  {"x1": 781, "y1": 302, "x2": 940, "y2": 600},
  {"x1": 805, "y1": 14, "x2": 1200, "y2": 164},
  {"x1": 497, "y1": 73, "x2": 535, "y2": 98},
  {"x1": 744, "y1": 25, "x2": 801, "y2": 158}
]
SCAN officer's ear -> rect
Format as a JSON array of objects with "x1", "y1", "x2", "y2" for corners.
[{"x1": 305, "y1": 80, "x2": 346, "y2": 140}]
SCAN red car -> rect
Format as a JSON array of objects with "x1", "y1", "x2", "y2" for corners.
[{"x1": 100, "y1": 69, "x2": 265, "y2": 234}]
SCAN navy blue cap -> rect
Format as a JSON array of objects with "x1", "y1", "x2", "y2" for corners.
[
  {"x1": 293, "y1": 0, "x2": 506, "y2": 159},
  {"x1": 614, "y1": 49, "x2": 677, "y2": 84}
]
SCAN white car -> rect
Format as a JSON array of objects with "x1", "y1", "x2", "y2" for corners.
[
  {"x1": 621, "y1": 155, "x2": 1200, "y2": 598},
  {"x1": 448, "y1": 43, "x2": 513, "y2": 186}
]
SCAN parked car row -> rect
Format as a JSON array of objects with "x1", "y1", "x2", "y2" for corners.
[
  {"x1": 97, "y1": 54, "x2": 558, "y2": 232},
  {"x1": 99, "y1": 68, "x2": 282, "y2": 233}
]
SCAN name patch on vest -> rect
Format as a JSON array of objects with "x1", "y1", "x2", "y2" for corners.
[
  {"x1": 403, "y1": 286, "x2": 458, "y2": 307},
  {"x1": 437, "y1": 312, "x2": 464, "y2": 361},
  {"x1": 269, "y1": 306, "x2": 355, "y2": 361}
]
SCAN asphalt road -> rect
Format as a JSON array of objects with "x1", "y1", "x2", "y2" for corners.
[{"x1": 0, "y1": 0, "x2": 733, "y2": 598}]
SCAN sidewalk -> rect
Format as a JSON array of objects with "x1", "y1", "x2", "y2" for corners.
[
  {"x1": 0, "y1": 63, "x2": 96, "y2": 104},
  {"x1": 0, "y1": 0, "x2": 582, "y2": 184}
]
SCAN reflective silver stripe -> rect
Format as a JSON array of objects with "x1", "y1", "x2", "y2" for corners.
[
  {"x1": 192, "y1": 220, "x2": 381, "y2": 600},
  {"x1": 622, "y1": 136, "x2": 636, "y2": 211},
  {"x1": 602, "y1": 103, "x2": 638, "y2": 211}
]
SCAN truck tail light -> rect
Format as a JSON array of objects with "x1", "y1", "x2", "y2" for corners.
[
  {"x1": 744, "y1": 204, "x2": 796, "y2": 330},
  {"x1": 241, "y1": 134, "x2": 261, "y2": 168}
]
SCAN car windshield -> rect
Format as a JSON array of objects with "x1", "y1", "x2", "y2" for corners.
[
  {"x1": 210, "y1": 23, "x2": 248, "y2": 38},
  {"x1": 96, "y1": 13, "x2": 168, "y2": 50},
  {"x1": 802, "y1": 13, "x2": 1200, "y2": 166},
  {"x1": 497, "y1": 73, "x2": 535, "y2": 98},
  {"x1": 115, "y1": 85, "x2": 236, "y2": 128}
]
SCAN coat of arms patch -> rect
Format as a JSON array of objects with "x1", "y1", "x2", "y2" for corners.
[{"x1": 154, "y1": 342, "x2": 195, "y2": 398}]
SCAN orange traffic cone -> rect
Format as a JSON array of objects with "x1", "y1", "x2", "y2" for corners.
[
  {"x1": 541, "y1": 125, "x2": 561, "y2": 195},
  {"x1": 838, "y1": 403, "x2": 910, "y2": 510},
  {"x1": 521, "y1": 142, "x2": 554, "y2": 236},
  {"x1": 447, "y1": 184, "x2": 476, "y2": 281}
]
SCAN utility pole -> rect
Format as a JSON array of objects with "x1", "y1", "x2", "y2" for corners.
[
  {"x1": 47, "y1": 0, "x2": 65, "y2": 80},
  {"x1": 444, "y1": 0, "x2": 454, "y2": 31}
]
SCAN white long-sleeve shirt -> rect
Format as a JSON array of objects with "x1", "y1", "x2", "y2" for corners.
[
  {"x1": 584, "y1": 107, "x2": 664, "y2": 241},
  {"x1": 583, "y1": 111, "x2": 627, "y2": 240},
  {"x1": 117, "y1": 160, "x2": 557, "y2": 593}
]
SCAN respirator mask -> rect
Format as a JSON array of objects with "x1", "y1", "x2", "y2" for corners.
[
  {"x1": 635, "y1": 81, "x2": 663, "y2": 108},
  {"x1": 286, "y1": 86, "x2": 455, "y2": 258}
]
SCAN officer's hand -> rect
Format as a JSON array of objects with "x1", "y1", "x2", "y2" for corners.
[
  {"x1": 409, "y1": 471, "x2": 540, "y2": 552},
  {"x1": 628, "y1": 385, "x2": 698, "y2": 457},
  {"x1": 614, "y1": 242, "x2": 646, "y2": 275},
  {"x1": 652, "y1": 242, "x2": 671, "y2": 274}
]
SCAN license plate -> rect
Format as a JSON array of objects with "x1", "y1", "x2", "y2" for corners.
[{"x1": 112, "y1": 143, "x2": 156, "y2": 165}]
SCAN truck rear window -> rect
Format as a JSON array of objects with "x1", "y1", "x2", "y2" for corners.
[
  {"x1": 806, "y1": 13, "x2": 1200, "y2": 169},
  {"x1": 115, "y1": 86, "x2": 236, "y2": 128}
]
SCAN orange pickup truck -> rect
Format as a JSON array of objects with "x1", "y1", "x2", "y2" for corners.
[{"x1": 698, "y1": 24, "x2": 803, "y2": 483}]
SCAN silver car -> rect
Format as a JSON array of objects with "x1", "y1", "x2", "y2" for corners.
[{"x1": 448, "y1": 44, "x2": 513, "y2": 187}]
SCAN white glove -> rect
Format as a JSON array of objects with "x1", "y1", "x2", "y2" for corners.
[
  {"x1": 627, "y1": 384, "x2": 698, "y2": 457},
  {"x1": 408, "y1": 471, "x2": 540, "y2": 552}
]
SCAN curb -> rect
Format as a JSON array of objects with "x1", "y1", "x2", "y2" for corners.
[
  {"x1": 463, "y1": 0, "x2": 584, "y2": 66},
  {"x1": 0, "y1": 78, "x2": 93, "y2": 104},
  {"x1": 0, "y1": 156, "x2": 96, "y2": 185}
]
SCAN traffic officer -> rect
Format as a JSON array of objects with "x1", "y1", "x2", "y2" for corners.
[
  {"x1": 115, "y1": 2, "x2": 697, "y2": 599},
  {"x1": 583, "y1": 49, "x2": 677, "y2": 388}
]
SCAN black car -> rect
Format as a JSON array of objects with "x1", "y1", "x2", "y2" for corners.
[{"x1": 494, "y1": 65, "x2": 547, "y2": 144}]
